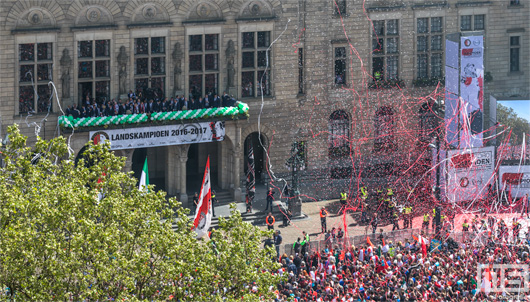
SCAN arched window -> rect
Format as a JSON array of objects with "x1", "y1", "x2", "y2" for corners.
[
  {"x1": 418, "y1": 101, "x2": 437, "y2": 142},
  {"x1": 328, "y1": 110, "x2": 350, "y2": 158},
  {"x1": 374, "y1": 106, "x2": 396, "y2": 152}
]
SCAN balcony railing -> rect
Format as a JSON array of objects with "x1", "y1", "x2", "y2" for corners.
[{"x1": 59, "y1": 101, "x2": 249, "y2": 128}]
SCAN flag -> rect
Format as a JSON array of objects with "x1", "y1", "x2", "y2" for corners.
[
  {"x1": 139, "y1": 157, "x2": 149, "y2": 192},
  {"x1": 366, "y1": 236, "x2": 374, "y2": 247},
  {"x1": 246, "y1": 141, "x2": 256, "y2": 204},
  {"x1": 412, "y1": 235, "x2": 428, "y2": 257},
  {"x1": 193, "y1": 157, "x2": 212, "y2": 238}
]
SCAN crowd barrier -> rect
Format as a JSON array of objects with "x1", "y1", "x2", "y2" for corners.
[{"x1": 282, "y1": 228, "x2": 498, "y2": 255}]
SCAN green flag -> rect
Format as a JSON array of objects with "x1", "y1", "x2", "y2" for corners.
[{"x1": 139, "y1": 157, "x2": 149, "y2": 191}]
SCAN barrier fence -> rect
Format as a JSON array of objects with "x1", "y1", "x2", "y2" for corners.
[{"x1": 282, "y1": 228, "x2": 495, "y2": 255}]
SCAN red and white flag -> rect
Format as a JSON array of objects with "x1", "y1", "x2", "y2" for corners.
[
  {"x1": 413, "y1": 235, "x2": 428, "y2": 257},
  {"x1": 192, "y1": 157, "x2": 212, "y2": 238}
]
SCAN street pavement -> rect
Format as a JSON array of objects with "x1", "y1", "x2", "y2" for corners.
[{"x1": 187, "y1": 185, "x2": 530, "y2": 254}]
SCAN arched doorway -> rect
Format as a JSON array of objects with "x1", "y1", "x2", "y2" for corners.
[
  {"x1": 131, "y1": 147, "x2": 167, "y2": 191},
  {"x1": 244, "y1": 132, "x2": 267, "y2": 182},
  {"x1": 187, "y1": 142, "x2": 220, "y2": 193}
]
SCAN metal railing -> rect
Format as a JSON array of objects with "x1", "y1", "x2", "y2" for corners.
[{"x1": 282, "y1": 228, "x2": 498, "y2": 255}]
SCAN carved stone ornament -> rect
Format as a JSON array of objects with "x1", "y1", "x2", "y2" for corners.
[
  {"x1": 142, "y1": 5, "x2": 157, "y2": 19},
  {"x1": 250, "y1": 3, "x2": 261, "y2": 16},
  {"x1": 86, "y1": 7, "x2": 101, "y2": 22},
  {"x1": 197, "y1": 3, "x2": 211, "y2": 17},
  {"x1": 28, "y1": 10, "x2": 43, "y2": 25}
]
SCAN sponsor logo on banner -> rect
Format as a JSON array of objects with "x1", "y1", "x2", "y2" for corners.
[
  {"x1": 91, "y1": 131, "x2": 109, "y2": 145},
  {"x1": 499, "y1": 166, "x2": 530, "y2": 198},
  {"x1": 461, "y1": 48, "x2": 482, "y2": 57},
  {"x1": 464, "y1": 39, "x2": 471, "y2": 47},
  {"x1": 450, "y1": 150, "x2": 493, "y2": 170},
  {"x1": 447, "y1": 146, "x2": 495, "y2": 202}
]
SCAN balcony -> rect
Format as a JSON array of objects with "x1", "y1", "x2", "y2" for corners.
[{"x1": 59, "y1": 101, "x2": 249, "y2": 129}]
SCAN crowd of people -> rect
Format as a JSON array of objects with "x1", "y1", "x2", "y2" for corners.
[
  {"x1": 271, "y1": 218, "x2": 530, "y2": 301},
  {"x1": 64, "y1": 90, "x2": 238, "y2": 119}
]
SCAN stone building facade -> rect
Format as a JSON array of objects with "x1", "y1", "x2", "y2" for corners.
[{"x1": 0, "y1": 0, "x2": 528, "y2": 204}]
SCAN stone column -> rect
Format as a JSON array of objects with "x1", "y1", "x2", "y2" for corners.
[
  {"x1": 232, "y1": 148, "x2": 242, "y2": 202},
  {"x1": 179, "y1": 155, "x2": 188, "y2": 206},
  {"x1": 166, "y1": 146, "x2": 178, "y2": 196},
  {"x1": 119, "y1": 149, "x2": 134, "y2": 173},
  {"x1": 231, "y1": 122, "x2": 242, "y2": 202}
]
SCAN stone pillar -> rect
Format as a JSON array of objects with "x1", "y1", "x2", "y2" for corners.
[
  {"x1": 119, "y1": 149, "x2": 134, "y2": 173},
  {"x1": 166, "y1": 146, "x2": 178, "y2": 196},
  {"x1": 232, "y1": 148, "x2": 242, "y2": 202},
  {"x1": 231, "y1": 122, "x2": 242, "y2": 202},
  {"x1": 179, "y1": 155, "x2": 188, "y2": 206}
]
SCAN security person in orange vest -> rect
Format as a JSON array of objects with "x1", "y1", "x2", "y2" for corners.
[
  {"x1": 320, "y1": 207, "x2": 329, "y2": 233},
  {"x1": 266, "y1": 212, "x2": 275, "y2": 230}
]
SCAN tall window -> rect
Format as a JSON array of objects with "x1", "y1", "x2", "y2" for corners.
[
  {"x1": 510, "y1": 36, "x2": 520, "y2": 72},
  {"x1": 19, "y1": 43, "x2": 53, "y2": 113},
  {"x1": 134, "y1": 37, "x2": 166, "y2": 98},
  {"x1": 328, "y1": 110, "x2": 350, "y2": 158},
  {"x1": 372, "y1": 19, "x2": 399, "y2": 81},
  {"x1": 417, "y1": 17, "x2": 444, "y2": 79},
  {"x1": 334, "y1": 47, "x2": 347, "y2": 85},
  {"x1": 418, "y1": 101, "x2": 439, "y2": 142},
  {"x1": 460, "y1": 15, "x2": 485, "y2": 31},
  {"x1": 334, "y1": 0, "x2": 346, "y2": 16},
  {"x1": 298, "y1": 48, "x2": 304, "y2": 94},
  {"x1": 374, "y1": 106, "x2": 395, "y2": 152},
  {"x1": 188, "y1": 34, "x2": 219, "y2": 100},
  {"x1": 78, "y1": 40, "x2": 110, "y2": 104},
  {"x1": 241, "y1": 31, "x2": 271, "y2": 97}
]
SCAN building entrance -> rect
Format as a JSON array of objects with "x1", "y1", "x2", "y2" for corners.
[{"x1": 244, "y1": 132, "x2": 267, "y2": 182}]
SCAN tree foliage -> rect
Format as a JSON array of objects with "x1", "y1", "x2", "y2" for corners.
[
  {"x1": 497, "y1": 103, "x2": 530, "y2": 145},
  {"x1": 0, "y1": 125, "x2": 283, "y2": 301}
]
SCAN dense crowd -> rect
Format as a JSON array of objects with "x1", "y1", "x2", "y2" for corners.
[
  {"x1": 65, "y1": 91, "x2": 237, "y2": 118},
  {"x1": 272, "y1": 217, "x2": 530, "y2": 301}
]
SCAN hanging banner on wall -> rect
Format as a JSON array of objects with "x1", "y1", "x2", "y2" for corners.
[
  {"x1": 460, "y1": 36, "x2": 484, "y2": 148},
  {"x1": 446, "y1": 146, "x2": 495, "y2": 202},
  {"x1": 499, "y1": 166, "x2": 530, "y2": 198},
  {"x1": 445, "y1": 38, "x2": 460, "y2": 148},
  {"x1": 89, "y1": 121, "x2": 225, "y2": 150}
]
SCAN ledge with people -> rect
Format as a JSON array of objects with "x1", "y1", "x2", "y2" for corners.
[{"x1": 58, "y1": 91, "x2": 249, "y2": 128}]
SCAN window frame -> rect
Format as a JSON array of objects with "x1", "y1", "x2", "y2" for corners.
[
  {"x1": 416, "y1": 17, "x2": 444, "y2": 80},
  {"x1": 298, "y1": 47, "x2": 304, "y2": 95},
  {"x1": 133, "y1": 36, "x2": 167, "y2": 99},
  {"x1": 334, "y1": 46, "x2": 347, "y2": 86},
  {"x1": 240, "y1": 30, "x2": 272, "y2": 98},
  {"x1": 460, "y1": 14, "x2": 486, "y2": 32},
  {"x1": 333, "y1": 0, "x2": 347, "y2": 16},
  {"x1": 328, "y1": 110, "x2": 351, "y2": 159},
  {"x1": 510, "y1": 35, "x2": 521, "y2": 72},
  {"x1": 77, "y1": 39, "x2": 111, "y2": 105},
  {"x1": 17, "y1": 40, "x2": 55, "y2": 114},
  {"x1": 374, "y1": 106, "x2": 396, "y2": 153},
  {"x1": 371, "y1": 19, "x2": 400, "y2": 82},
  {"x1": 187, "y1": 33, "x2": 220, "y2": 100}
]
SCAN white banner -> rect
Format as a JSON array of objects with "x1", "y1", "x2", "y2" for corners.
[
  {"x1": 446, "y1": 146, "x2": 495, "y2": 202},
  {"x1": 89, "y1": 121, "x2": 225, "y2": 150},
  {"x1": 499, "y1": 166, "x2": 530, "y2": 198},
  {"x1": 460, "y1": 36, "x2": 484, "y2": 148},
  {"x1": 445, "y1": 38, "x2": 460, "y2": 148}
]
